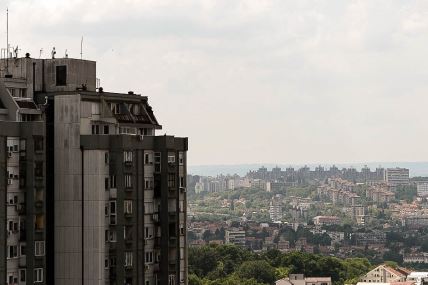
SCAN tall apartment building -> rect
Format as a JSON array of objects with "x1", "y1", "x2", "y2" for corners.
[
  {"x1": 0, "y1": 55, "x2": 188, "y2": 285},
  {"x1": 269, "y1": 195, "x2": 282, "y2": 222},
  {"x1": 384, "y1": 168, "x2": 410, "y2": 186}
]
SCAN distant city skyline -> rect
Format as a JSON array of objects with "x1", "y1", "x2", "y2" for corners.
[
  {"x1": 5, "y1": 0, "x2": 428, "y2": 165},
  {"x1": 188, "y1": 161, "x2": 428, "y2": 177}
]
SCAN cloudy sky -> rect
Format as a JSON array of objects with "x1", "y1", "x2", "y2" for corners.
[{"x1": 4, "y1": 0, "x2": 428, "y2": 165}]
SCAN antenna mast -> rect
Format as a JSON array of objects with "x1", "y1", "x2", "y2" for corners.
[
  {"x1": 80, "y1": 36, "x2": 83, "y2": 59},
  {"x1": 6, "y1": 8, "x2": 9, "y2": 75}
]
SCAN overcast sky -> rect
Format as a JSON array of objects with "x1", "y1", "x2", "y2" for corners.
[{"x1": 4, "y1": 0, "x2": 428, "y2": 165}]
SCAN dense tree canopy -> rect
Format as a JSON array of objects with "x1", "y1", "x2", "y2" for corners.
[{"x1": 189, "y1": 245, "x2": 372, "y2": 285}]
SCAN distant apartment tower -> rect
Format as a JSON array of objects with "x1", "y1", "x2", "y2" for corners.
[
  {"x1": 384, "y1": 168, "x2": 409, "y2": 186},
  {"x1": 225, "y1": 230, "x2": 245, "y2": 247},
  {"x1": 0, "y1": 55, "x2": 188, "y2": 285},
  {"x1": 417, "y1": 182, "x2": 428, "y2": 197},
  {"x1": 269, "y1": 196, "x2": 283, "y2": 222}
]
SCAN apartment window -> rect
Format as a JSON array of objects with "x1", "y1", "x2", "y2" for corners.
[
  {"x1": 110, "y1": 256, "x2": 117, "y2": 267},
  {"x1": 179, "y1": 152, "x2": 184, "y2": 165},
  {"x1": 35, "y1": 241, "x2": 45, "y2": 256},
  {"x1": 124, "y1": 200, "x2": 133, "y2": 214},
  {"x1": 169, "y1": 223, "x2": 176, "y2": 237},
  {"x1": 144, "y1": 152, "x2": 153, "y2": 164},
  {"x1": 92, "y1": 124, "x2": 100, "y2": 135},
  {"x1": 110, "y1": 103, "x2": 120, "y2": 114},
  {"x1": 168, "y1": 154, "x2": 175, "y2": 164},
  {"x1": 145, "y1": 178, "x2": 154, "y2": 189},
  {"x1": 180, "y1": 224, "x2": 185, "y2": 235},
  {"x1": 91, "y1": 102, "x2": 100, "y2": 115},
  {"x1": 145, "y1": 251, "x2": 153, "y2": 263},
  {"x1": 34, "y1": 268, "x2": 43, "y2": 283},
  {"x1": 104, "y1": 153, "x2": 109, "y2": 164},
  {"x1": 154, "y1": 152, "x2": 161, "y2": 172},
  {"x1": 8, "y1": 275, "x2": 16, "y2": 285},
  {"x1": 19, "y1": 269, "x2": 26, "y2": 282},
  {"x1": 8, "y1": 245, "x2": 18, "y2": 259},
  {"x1": 168, "y1": 173, "x2": 176, "y2": 188},
  {"x1": 110, "y1": 175, "x2": 116, "y2": 188},
  {"x1": 20, "y1": 244, "x2": 26, "y2": 257},
  {"x1": 110, "y1": 201, "x2": 117, "y2": 225},
  {"x1": 144, "y1": 202, "x2": 154, "y2": 214},
  {"x1": 35, "y1": 161, "x2": 43, "y2": 177},
  {"x1": 8, "y1": 194, "x2": 18, "y2": 205},
  {"x1": 56, "y1": 65, "x2": 67, "y2": 86},
  {"x1": 110, "y1": 201, "x2": 116, "y2": 215},
  {"x1": 34, "y1": 136, "x2": 43, "y2": 152},
  {"x1": 125, "y1": 252, "x2": 133, "y2": 267},
  {"x1": 145, "y1": 226, "x2": 153, "y2": 239},
  {"x1": 35, "y1": 214, "x2": 44, "y2": 230},
  {"x1": 8, "y1": 220, "x2": 18, "y2": 232},
  {"x1": 105, "y1": 257, "x2": 109, "y2": 269},
  {"x1": 125, "y1": 175, "x2": 133, "y2": 188},
  {"x1": 107, "y1": 230, "x2": 116, "y2": 242},
  {"x1": 169, "y1": 274, "x2": 176, "y2": 285},
  {"x1": 103, "y1": 125, "x2": 109, "y2": 134},
  {"x1": 180, "y1": 176, "x2": 185, "y2": 187},
  {"x1": 124, "y1": 151, "x2": 133, "y2": 163}
]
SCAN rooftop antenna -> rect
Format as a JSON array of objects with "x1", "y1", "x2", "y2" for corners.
[
  {"x1": 51, "y1": 47, "x2": 56, "y2": 59},
  {"x1": 80, "y1": 36, "x2": 83, "y2": 59},
  {"x1": 39, "y1": 48, "x2": 43, "y2": 58},
  {"x1": 65, "y1": 49, "x2": 68, "y2": 58},
  {"x1": 6, "y1": 8, "x2": 9, "y2": 74}
]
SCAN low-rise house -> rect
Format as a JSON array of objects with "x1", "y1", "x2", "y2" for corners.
[
  {"x1": 359, "y1": 265, "x2": 407, "y2": 283},
  {"x1": 313, "y1": 216, "x2": 340, "y2": 226},
  {"x1": 406, "y1": 272, "x2": 428, "y2": 285},
  {"x1": 276, "y1": 274, "x2": 331, "y2": 285}
]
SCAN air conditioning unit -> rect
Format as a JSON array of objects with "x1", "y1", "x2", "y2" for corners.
[
  {"x1": 180, "y1": 187, "x2": 186, "y2": 193},
  {"x1": 138, "y1": 135, "x2": 144, "y2": 141},
  {"x1": 145, "y1": 265, "x2": 150, "y2": 271},
  {"x1": 7, "y1": 152, "x2": 12, "y2": 158},
  {"x1": 7, "y1": 230, "x2": 12, "y2": 236},
  {"x1": 7, "y1": 179, "x2": 12, "y2": 185}
]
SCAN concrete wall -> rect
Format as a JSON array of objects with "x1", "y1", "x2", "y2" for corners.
[
  {"x1": 83, "y1": 150, "x2": 108, "y2": 285},
  {"x1": 54, "y1": 94, "x2": 83, "y2": 285}
]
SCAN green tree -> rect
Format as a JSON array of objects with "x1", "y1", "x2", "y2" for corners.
[{"x1": 237, "y1": 260, "x2": 277, "y2": 285}]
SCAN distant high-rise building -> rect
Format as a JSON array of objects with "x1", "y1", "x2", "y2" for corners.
[
  {"x1": 417, "y1": 182, "x2": 428, "y2": 197},
  {"x1": 384, "y1": 168, "x2": 410, "y2": 186},
  {"x1": 269, "y1": 196, "x2": 283, "y2": 222}
]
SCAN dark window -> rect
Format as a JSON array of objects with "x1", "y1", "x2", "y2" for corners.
[
  {"x1": 169, "y1": 223, "x2": 176, "y2": 237},
  {"x1": 56, "y1": 65, "x2": 67, "y2": 86},
  {"x1": 34, "y1": 136, "x2": 44, "y2": 152},
  {"x1": 103, "y1": 125, "x2": 109, "y2": 134},
  {"x1": 168, "y1": 174, "x2": 175, "y2": 188},
  {"x1": 105, "y1": 177, "x2": 109, "y2": 190},
  {"x1": 35, "y1": 161, "x2": 43, "y2": 177}
]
